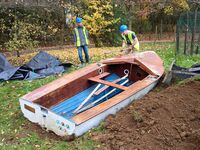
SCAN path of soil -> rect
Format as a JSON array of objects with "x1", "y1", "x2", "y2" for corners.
[{"x1": 91, "y1": 80, "x2": 200, "y2": 150}]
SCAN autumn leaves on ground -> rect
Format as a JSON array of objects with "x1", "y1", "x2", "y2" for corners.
[{"x1": 7, "y1": 47, "x2": 121, "y2": 66}]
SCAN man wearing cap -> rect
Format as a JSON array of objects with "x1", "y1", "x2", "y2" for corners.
[
  {"x1": 119, "y1": 25, "x2": 139, "y2": 54},
  {"x1": 74, "y1": 17, "x2": 89, "y2": 66}
]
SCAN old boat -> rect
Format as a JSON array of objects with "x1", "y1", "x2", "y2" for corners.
[{"x1": 19, "y1": 51, "x2": 164, "y2": 137}]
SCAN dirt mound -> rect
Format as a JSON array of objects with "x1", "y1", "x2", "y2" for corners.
[{"x1": 91, "y1": 80, "x2": 200, "y2": 150}]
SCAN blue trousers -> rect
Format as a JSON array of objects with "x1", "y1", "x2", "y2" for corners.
[{"x1": 77, "y1": 45, "x2": 89, "y2": 64}]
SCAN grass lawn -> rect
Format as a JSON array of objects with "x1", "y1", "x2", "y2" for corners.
[{"x1": 0, "y1": 42, "x2": 199, "y2": 149}]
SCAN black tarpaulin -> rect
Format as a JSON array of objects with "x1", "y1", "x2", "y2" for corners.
[
  {"x1": 0, "y1": 53, "x2": 13, "y2": 71},
  {"x1": 0, "y1": 53, "x2": 20, "y2": 80},
  {"x1": 25, "y1": 51, "x2": 61, "y2": 71},
  {"x1": 0, "y1": 51, "x2": 72, "y2": 81},
  {"x1": 172, "y1": 63, "x2": 200, "y2": 73},
  {"x1": 162, "y1": 61, "x2": 200, "y2": 85}
]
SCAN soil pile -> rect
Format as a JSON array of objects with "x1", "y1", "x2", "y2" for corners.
[{"x1": 91, "y1": 80, "x2": 200, "y2": 150}]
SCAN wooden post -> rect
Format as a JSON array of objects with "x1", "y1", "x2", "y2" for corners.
[
  {"x1": 160, "y1": 19, "x2": 163, "y2": 39},
  {"x1": 176, "y1": 24, "x2": 179, "y2": 56},
  {"x1": 154, "y1": 25, "x2": 158, "y2": 44},
  {"x1": 196, "y1": 33, "x2": 200, "y2": 54},
  {"x1": 184, "y1": 28, "x2": 188, "y2": 55},
  {"x1": 184, "y1": 12, "x2": 189, "y2": 55},
  {"x1": 191, "y1": 9, "x2": 198, "y2": 55},
  {"x1": 173, "y1": 25, "x2": 176, "y2": 42}
]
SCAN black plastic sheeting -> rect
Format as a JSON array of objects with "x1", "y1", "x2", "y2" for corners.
[
  {"x1": 0, "y1": 51, "x2": 72, "y2": 81},
  {"x1": 162, "y1": 61, "x2": 200, "y2": 85},
  {"x1": 171, "y1": 63, "x2": 200, "y2": 80}
]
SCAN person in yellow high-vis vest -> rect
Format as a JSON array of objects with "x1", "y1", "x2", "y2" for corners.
[
  {"x1": 119, "y1": 25, "x2": 139, "y2": 54},
  {"x1": 74, "y1": 17, "x2": 89, "y2": 67}
]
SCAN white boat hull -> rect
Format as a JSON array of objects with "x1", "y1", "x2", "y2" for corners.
[{"x1": 19, "y1": 78, "x2": 157, "y2": 137}]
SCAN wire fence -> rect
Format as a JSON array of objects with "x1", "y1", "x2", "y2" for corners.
[{"x1": 176, "y1": 11, "x2": 200, "y2": 55}]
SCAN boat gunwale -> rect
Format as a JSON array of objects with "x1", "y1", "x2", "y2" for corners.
[{"x1": 21, "y1": 63, "x2": 106, "y2": 101}]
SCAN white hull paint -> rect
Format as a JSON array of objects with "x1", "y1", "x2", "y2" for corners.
[{"x1": 19, "y1": 79, "x2": 158, "y2": 137}]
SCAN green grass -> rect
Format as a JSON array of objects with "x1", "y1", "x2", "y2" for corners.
[
  {"x1": 141, "y1": 42, "x2": 200, "y2": 70},
  {"x1": 0, "y1": 42, "x2": 199, "y2": 149}
]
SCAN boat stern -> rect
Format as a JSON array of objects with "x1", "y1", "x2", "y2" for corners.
[{"x1": 19, "y1": 98, "x2": 76, "y2": 136}]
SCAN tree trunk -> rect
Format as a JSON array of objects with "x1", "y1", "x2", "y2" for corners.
[
  {"x1": 184, "y1": 12, "x2": 189, "y2": 55},
  {"x1": 128, "y1": 19, "x2": 132, "y2": 31},
  {"x1": 61, "y1": 7, "x2": 65, "y2": 48},
  {"x1": 17, "y1": 50, "x2": 20, "y2": 57},
  {"x1": 93, "y1": 36, "x2": 101, "y2": 47}
]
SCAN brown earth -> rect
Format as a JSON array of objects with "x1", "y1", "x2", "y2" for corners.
[{"x1": 91, "y1": 80, "x2": 200, "y2": 150}]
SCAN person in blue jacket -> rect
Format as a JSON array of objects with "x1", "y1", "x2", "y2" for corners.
[{"x1": 74, "y1": 17, "x2": 89, "y2": 67}]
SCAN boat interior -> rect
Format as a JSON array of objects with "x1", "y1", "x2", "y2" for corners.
[{"x1": 29, "y1": 63, "x2": 149, "y2": 118}]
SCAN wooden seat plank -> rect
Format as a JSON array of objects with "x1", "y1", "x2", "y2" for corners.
[
  {"x1": 94, "y1": 77, "x2": 124, "y2": 95},
  {"x1": 88, "y1": 77, "x2": 128, "y2": 91}
]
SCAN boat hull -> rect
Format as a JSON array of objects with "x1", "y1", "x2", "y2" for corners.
[{"x1": 19, "y1": 77, "x2": 157, "y2": 137}]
